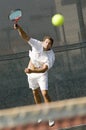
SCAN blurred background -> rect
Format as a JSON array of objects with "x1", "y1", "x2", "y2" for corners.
[{"x1": 0, "y1": 0, "x2": 86, "y2": 109}]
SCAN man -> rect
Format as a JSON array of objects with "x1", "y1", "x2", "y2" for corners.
[{"x1": 14, "y1": 23, "x2": 55, "y2": 126}]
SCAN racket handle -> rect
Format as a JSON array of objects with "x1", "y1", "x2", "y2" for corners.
[
  {"x1": 14, "y1": 23, "x2": 19, "y2": 30},
  {"x1": 15, "y1": 23, "x2": 18, "y2": 27}
]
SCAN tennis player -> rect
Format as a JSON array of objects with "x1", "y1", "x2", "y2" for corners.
[{"x1": 14, "y1": 23, "x2": 55, "y2": 127}]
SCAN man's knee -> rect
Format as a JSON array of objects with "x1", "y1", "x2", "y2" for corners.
[
  {"x1": 41, "y1": 90, "x2": 48, "y2": 98},
  {"x1": 32, "y1": 88, "x2": 40, "y2": 96}
]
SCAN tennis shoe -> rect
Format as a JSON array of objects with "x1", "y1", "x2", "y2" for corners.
[
  {"x1": 49, "y1": 120, "x2": 55, "y2": 127},
  {"x1": 37, "y1": 118, "x2": 42, "y2": 123}
]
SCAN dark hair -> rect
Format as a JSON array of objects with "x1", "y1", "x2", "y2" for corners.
[{"x1": 43, "y1": 36, "x2": 54, "y2": 45}]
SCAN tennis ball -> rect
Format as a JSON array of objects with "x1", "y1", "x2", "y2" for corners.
[{"x1": 52, "y1": 14, "x2": 64, "y2": 26}]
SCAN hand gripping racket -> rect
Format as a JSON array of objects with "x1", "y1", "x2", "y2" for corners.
[{"x1": 8, "y1": 9, "x2": 22, "y2": 23}]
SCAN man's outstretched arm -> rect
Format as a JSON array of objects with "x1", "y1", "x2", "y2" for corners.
[{"x1": 14, "y1": 24, "x2": 30, "y2": 42}]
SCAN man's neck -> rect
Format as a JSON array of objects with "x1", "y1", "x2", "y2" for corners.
[{"x1": 43, "y1": 48, "x2": 51, "y2": 51}]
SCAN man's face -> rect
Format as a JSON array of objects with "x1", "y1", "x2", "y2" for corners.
[{"x1": 42, "y1": 39, "x2": 52, "y2": 51}]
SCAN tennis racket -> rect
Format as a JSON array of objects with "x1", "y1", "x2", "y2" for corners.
[{"x1": 8, "y1": 9, "x2": 22, "y2": 23}]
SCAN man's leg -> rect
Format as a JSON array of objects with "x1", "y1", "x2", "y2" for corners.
[
  {"x1": 32, "y1": 88, "x2": 42, "y2": 104},
  {"x1": 41, "y1": 90, "x2": 51, "y2": 103},
  {"x1": 32, "y1": 88, "x2": 42, "y2": 123},
  {"x1": 41, "y1": 90, "x2": 55, "y2": 127}
]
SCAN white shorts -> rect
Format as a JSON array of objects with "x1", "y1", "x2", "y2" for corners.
[{"x1": 26, "y1": 73, "x2": 48, "y2": 90}]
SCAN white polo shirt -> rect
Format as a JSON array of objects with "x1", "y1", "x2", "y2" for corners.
[{"x1": 28, "y1": 38, "x2": 55, "y2": 70}]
